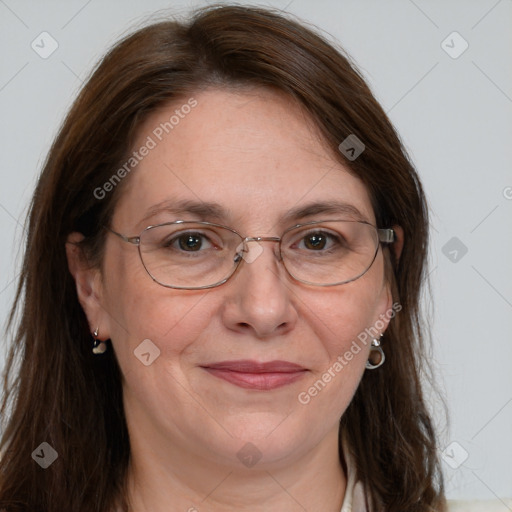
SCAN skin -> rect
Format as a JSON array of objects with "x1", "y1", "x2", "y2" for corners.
[{"x1": 67, "y1": 87, "x2": 403, "y2": 512}]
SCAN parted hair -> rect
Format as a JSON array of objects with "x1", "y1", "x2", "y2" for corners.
[{"x1": 0, "y1": 4, "x2": 445, "y2": 511}]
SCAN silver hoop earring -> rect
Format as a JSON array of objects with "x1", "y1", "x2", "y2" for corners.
[
  {"x1": 366, "y1": 335, "x2": 385, "y2": 370},
  {"x1": 92, "y1": 327, "x2": 107, "y2": 355}
]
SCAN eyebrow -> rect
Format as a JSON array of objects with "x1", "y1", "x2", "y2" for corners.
[{"x1": 140, "y1": 198, "x2": 369, "y2": 227}]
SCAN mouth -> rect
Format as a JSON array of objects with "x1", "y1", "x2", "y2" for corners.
[{"x1": 200, "y1": 360, "x2": 308, "y2": 391}]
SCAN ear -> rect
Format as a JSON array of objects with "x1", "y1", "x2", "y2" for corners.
[
  {"x1": 374, "y1": 225, "x2": 403, "y2": 334},
  {"x1": 372, "y1": 225, "x2": 404, "y2": 335},
  {"x1": 391, "y1": 225, "x2": 404, "y2": 264},
  {"x1": 65, "y1": 232, "x2": 110, "y2": 341}
]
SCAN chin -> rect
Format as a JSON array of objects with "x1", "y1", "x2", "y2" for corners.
[{"x1": 204, "y1": 414, "x2": 322, "y2": 468}]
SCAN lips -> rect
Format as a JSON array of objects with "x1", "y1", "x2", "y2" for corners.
[{"x1": 201, "y1": 360, "x2": 308, "y2": 390}]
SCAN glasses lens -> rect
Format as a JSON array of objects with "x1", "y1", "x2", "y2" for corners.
[
  {"x1": 138, "y1": 220, "x2": 380, "y2": 289},
  {"x1": 139, "y1": 222, "x2": 241, "y2": 289},
  {"x1": 281, "y1": 221, "x2": 379, "y2": 285}
]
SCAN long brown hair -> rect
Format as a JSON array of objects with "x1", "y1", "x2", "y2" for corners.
[{"x1": 0, "y1": 4, "x2": 445, "y2": 511}]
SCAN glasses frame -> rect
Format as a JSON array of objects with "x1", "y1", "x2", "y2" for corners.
[{"x1": 106, "y1": 219, "x2": 395, "y2": 290}]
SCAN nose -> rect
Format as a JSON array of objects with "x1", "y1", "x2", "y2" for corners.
[{"x1": 221, "y1": 238, "x2": 298, "y2": 339}]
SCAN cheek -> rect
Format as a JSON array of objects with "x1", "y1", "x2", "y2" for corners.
[
  {"x1": 110, "y1": 291, "x2": 213, "y2": 360},
  {"x1": 102, "y1": 246, "x2": 214, "y2": 371},
  {"x1": 297, "y1": 260, "x2": 387, "y2": 407},
  {"x1": 294, "y1": 304, "x2": 376, "y2": 419},
  {"x1": 312, "y1": 274, "x2": 385, "y2": 361}
]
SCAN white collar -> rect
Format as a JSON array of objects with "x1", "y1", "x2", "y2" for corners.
[{"x1": 340, "y1": 436, "x2": 368, "y2": 512}]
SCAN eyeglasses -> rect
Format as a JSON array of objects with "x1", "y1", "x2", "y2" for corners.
[{"x1": 106, "y1": 220, "x2": 394, "y2": 290}]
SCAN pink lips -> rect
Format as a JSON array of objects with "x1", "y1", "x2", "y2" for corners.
[{"x1": 202, "y1": 360, "x2": 308, "y2": 390}]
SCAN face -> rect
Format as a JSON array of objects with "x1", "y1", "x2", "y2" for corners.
[{"x1": 73, "y1": 87, "x2": 393, "y2": 471}]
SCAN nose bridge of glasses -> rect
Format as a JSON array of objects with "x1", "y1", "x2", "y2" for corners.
[
  {"x1": 243, "y1": 236, "x2": 281, "y2": 243},
  {"x1": 237, "y1": 236, "x2": 283, "y2": 263}
]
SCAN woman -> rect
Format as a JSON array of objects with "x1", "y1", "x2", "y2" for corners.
[{"x1": 0, "y1": 4, "x2": 446, "y2": 511}]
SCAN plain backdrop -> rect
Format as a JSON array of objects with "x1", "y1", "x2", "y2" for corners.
[{"x1": 1, "y1": 0, "x2": 511, "y2": 502}]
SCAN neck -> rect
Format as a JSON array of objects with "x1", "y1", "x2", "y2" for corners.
[{"x1": 124, "y1": 426, "x2": 346, "y2": 512}]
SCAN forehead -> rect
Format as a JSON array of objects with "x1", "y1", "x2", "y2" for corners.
[{"x1": 113, "y1": 87, "x2": 375, "y2": 232}]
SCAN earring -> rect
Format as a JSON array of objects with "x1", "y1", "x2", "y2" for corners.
[
  {"x1": 92, "y1": 327, "x2": 107, "y2": 355},
  {"x1": 366, "y1": 335, "x2": 385, "y2": 370}
]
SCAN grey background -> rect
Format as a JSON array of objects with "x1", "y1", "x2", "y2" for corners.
[{"x1": 1, "y1": 0, "x2": 511, "y2": 502}]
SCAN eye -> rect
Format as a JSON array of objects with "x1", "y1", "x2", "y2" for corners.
[
  {"x1": 301, "y1": 232, "x2": 329, "y2": 250},
  {"x1": 294, "y1": 230, "x2": 344, "y2": 252},
  {"x1": 165, "y1": 231, "x2": 216, "y2": 252}
]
